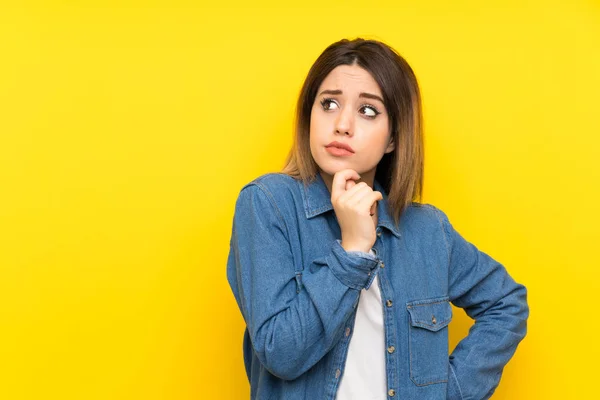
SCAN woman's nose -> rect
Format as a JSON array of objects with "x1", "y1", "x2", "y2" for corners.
[{"x1": 335, "y1": 107, "x2": 353, "y2": 136}]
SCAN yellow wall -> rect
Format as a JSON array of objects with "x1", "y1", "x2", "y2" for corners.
[{"x1": 1, "y1": 1, "x2": 598, "y2": 398}]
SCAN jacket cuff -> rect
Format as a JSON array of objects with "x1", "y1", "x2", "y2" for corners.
[{"x1": 327, "y1": 239, "x2": 380, "y2": 290}]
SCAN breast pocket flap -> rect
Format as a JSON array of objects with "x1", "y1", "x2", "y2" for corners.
[{"x1": 406, "y1": 297, "x2": 452, "y2": 332}]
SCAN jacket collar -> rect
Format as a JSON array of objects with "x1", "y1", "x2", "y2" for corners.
[{"x1": 301, "y1": 172, "x2": 401, "y2": 237}]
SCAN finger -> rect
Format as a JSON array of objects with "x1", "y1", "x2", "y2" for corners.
[
  {"x1": 370, "y1": 193, "x2": 383, "y2": 216},
  {"x1": 339, "y1": 182, "x2": 370, "y2": 203},
  {"x1": 355, "y1": 191, "x2": 383, "y2": 215},
  {"x1": 344, "y1": 182, "x2": 373, "y2": 204},
  {"x1": 345, "y1": 179, "x2": 356, "y2": 191},
  {"x1": 331, "y1": 169, "x2": 360, "y2": 200}
]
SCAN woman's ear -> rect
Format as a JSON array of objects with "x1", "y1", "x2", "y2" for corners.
[{"x1": 384, "y1": 136, "x2": 395, "y2": 154}]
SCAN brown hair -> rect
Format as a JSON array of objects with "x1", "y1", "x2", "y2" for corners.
[{"x1": 281, "y1": 37, "x2": 424, "y2": 226}]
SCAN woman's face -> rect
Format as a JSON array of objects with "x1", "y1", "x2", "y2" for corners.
[{"x1": 309, "y1": 63, "x2": 394, "y2": 186}]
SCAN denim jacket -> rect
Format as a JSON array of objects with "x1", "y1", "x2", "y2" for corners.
[{"x1": 226, "y1": 172, "x2": 528, "y2": 400}]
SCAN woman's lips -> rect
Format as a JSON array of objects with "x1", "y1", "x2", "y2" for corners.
[{"x1": 325, "y1": 146, "x2": 354, "y2": 157}]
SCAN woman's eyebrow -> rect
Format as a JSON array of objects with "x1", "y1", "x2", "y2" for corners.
[{"x1": 318, "y1": 89, "x2": 384, "y2": 104}]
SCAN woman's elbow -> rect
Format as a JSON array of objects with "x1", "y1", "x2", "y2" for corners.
[
  {"x1": 261, "y1": 357, "x2": 305, "y2": 381},
  {"x1": 512, "y1": 281, "x2": 529, "y2": 318},
  {"x1": 251, "y1": 325, "x2": 307, "y2": 381},
  {"x1": 506, "y1": 281, "x2": 529, "y2": 337}
]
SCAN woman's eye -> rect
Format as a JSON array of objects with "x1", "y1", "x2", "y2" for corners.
[
  {"x1": 320, "y1": 98, "x2": 381, "y2": 119},
  {"x1": 361, "y1": 105, "x2": 381, "y2": 118},
  {"x1": 320, "y1": 98, "x2": 338, "y2": 111}
]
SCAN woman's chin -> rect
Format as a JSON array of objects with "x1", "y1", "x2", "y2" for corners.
[{"x1": 315, "y1": 160, "x2": 357, "y2": 176}]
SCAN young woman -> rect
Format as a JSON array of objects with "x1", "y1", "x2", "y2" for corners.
[{"x1": 227, "y1": 38, "x2": 528, "y2": 400}]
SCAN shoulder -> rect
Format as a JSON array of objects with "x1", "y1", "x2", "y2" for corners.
[
  {"x1": 240, "y1": 173, "x2": 300, "y2": 200},
  {"x1": 401, "y1": 202, "x2": 450, "y2": 229},
  {"x1": 242, "y1": 172, "x2": 298, "y2": 193},
  {"x1": 236, "y1": 173, "x2": 301, "y2": 215},
  {"x1": 404, "y1": 202, "x2": 445, "y2": 218}
]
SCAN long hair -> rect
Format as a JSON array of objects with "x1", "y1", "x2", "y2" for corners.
[{"x1": 281, "y1": 38, "x2": 424, "y2": 225}]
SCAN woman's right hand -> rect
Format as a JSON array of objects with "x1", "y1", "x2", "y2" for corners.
[{"x1": 330, "y1": 169, "x2": 383, "y2": 253}]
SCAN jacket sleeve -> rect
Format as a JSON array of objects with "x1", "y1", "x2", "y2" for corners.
[
  {"x1": 436, "y1": 208, "x2": 529, "y2": 400},
  {"x1": 227, "y1": 183, "x2": 381, "y2": 381}
]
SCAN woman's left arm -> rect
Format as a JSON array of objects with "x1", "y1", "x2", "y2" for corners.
[{"x1": 435, "y1": 208, "x2": 529, "y2": 400}]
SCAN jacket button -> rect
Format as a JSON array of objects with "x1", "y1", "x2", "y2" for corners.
[
  {"x1": 345, "y1": 327, "x2": 351, "y2": 337},
  {"x1": 387, "y1": 345, "x2": 395, "y2": 354},
  {"x1": 432, "y1": 315, "x2": 437, "y2": 324},
  {"x1": 377, "y1": 230, "x2": 382, "y2": 237},
  {"x1": 380, "y1": 262, "x2": 385, "y2": 268},
  {"x1": 386, "y1": 299, "x2": 393, "y2": 307},
  {"x1": 335, "y1": 369, "x2": 341, "y2": 379},
  {"x1": 388, "y1": 389, "x2": 396, "y2": 396}
]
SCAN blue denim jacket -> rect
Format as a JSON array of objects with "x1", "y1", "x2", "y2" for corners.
[{"x1": 227, "y1": 172, "x2": 528, "y2": 400}]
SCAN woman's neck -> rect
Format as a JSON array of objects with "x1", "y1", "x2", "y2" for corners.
[{"x1": 319, "y1": 169, "x2": 376, "y2": 194}]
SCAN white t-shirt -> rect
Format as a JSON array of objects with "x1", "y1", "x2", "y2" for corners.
[{"x1": 335, "y1": 249, "x2": 386, "y2": 399}]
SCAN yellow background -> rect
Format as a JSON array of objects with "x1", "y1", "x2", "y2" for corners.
[{"x1": 1, "y1": 1, "x2": 599, "y2": 399}]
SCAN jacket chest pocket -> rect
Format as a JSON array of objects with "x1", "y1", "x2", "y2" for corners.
[{"x1": 406, "y1": 296, "x2": 452, "y2": 386}]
